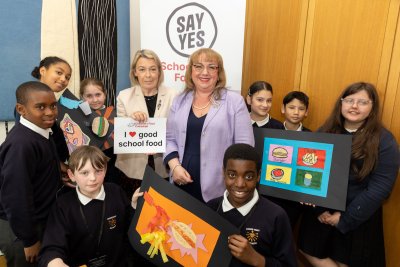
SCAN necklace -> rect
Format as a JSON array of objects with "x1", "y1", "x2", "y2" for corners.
[{"x1": 192, "y1": 100, "x2": 211, "y2": 110}]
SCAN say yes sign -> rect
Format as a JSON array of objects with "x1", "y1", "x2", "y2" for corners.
[
  {"x1": 166, "y1": 2, "x2": 217, "y2": 57},
  {"x1": 136, "y1": 0, "x2": 246, "y2": 91},
  {"x1": 114, "y1": 117, "x2": 166, "y2": 154}
]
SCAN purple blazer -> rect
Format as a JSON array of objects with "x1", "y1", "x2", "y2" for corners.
[{"x1": 165, "y1": 89, "x2": 254, "y2": 202}]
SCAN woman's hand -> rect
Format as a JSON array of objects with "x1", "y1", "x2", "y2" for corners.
[
  {"x1": 131, "y1": 111, "x2": 147, "y2": 123},
  {"x1": 168, "y1": 159, "x2": 192, "y2": 186},
  {"x1": 172, "y1": 165, "x2": 192, "y2": 185}
]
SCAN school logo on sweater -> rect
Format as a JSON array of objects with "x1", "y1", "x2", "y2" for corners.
[
  {"x1": 245, "y1": 228, "x2": 260, "y2": 245},
  {"x1": 107, "y1": 215, "x2": 117, "y2": 229}
]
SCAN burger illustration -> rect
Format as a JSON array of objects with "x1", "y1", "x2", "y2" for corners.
[
  {"x1": 271, "y1": 168, "x2": 284, "y2": 180},
  {"x1": 272, "y1": 147, "x2": 288, "y2": 159}
]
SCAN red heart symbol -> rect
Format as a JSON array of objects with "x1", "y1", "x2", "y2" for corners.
[{"x1": 129, "y1": 131, "x2": 136, "y2": 138}]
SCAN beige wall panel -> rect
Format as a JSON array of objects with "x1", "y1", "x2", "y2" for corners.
[
  {"x1": 242, "y1": 0, "x2": 307, "y2": 121},
  {"x1": 382, "y1": 6, "x2": 400, "y2": 265},
  {"x1": 300, "y1": 0, "x2": 391, "y2": 130}
]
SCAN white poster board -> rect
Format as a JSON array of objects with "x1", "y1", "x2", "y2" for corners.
[
  {"x1": 132, "y1": 0, "x2": 246, "y2": 92},
  {"x1": 114, "y1": 117, "x2": 166, "y2": 154}
]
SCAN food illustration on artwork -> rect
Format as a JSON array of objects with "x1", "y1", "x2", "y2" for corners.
[
  {"x1": 138, "y1": 192, "x2": 207, "y2": 264},
  {"x1": 169, "y1": 221, "x2": 197, "y2": 249},
  {"x1": 302, "y1": 152, "x2": 318, "y2": 166},
  {"x1": 271, "y1": 168, "x2": 284, "y2": 180},
  {"x1": 272, "y1": 147, "x2": 288, "y2": 159},
  {"x1": 304, "y1": 173, "x2": 312, "y2": 186}
]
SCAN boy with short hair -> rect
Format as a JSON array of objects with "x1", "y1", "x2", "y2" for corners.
[
  {"x1": 278, "y1": 91, "x2": 312, "y2": 228},
  {"x1": 207, "y1": 144, "x2": 297, "y2": 267},
  {"x1": 0, "y1": 81, "x2": 61, "y2": 266},
  {"x1": 281, "y1": 91, "x2": 311, "y2": 132},
  {"x1": 39, "y1": 145, "x2": 134, "y2": 267}
]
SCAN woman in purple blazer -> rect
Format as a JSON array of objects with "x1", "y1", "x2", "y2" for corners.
[{"x1": 164, "y1": 48, "x2": 254, "y2": 202}]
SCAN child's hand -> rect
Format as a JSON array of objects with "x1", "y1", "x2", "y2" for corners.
[
  {"x1": 61, "y1": 175, "x2": 76, "y2": 188},
  {"x1": 131, "y1": 187, "x2": 144, "y2": 209},
  {"x1": 320, "y1": 211, "x2": 341, "y2": 227},
  {"x1": 317, "y1": 211, "x2": 332, "y2": 224},
  {"x1": 24, "y1": 241, "x2": 41, "y2": 263},
  {"x1": 300, "y1": 202, "x2": 316, "y2": 207},
  {"x1": 228, "y1": 234, "x2": 266, "y2": 267},
  {"x1": 48, "y1": 258, "x2": 69, "y2": 267},
  {"x1": 61, "y1": 163, "x2": 76, "y2": 188}
]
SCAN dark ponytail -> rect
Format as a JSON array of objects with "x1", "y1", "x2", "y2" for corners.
[{"x1": 31, "y1": 56, "x2": 71, "y2": 80}]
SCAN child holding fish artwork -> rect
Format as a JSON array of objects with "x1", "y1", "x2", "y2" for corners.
[
  {"x1": 207, "y1": 144, "x2": 297, "y2": 267},
  {"x1": 39, "y1": 146, "x2": 136, "y2": 267},
  {"x1": 130, "y1": 144, "x2": 297, "y2": 266}
]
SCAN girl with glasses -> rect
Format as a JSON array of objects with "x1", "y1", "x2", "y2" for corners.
[{"x1": 299, "y1": 82, "x2": 399, "y2": 267}]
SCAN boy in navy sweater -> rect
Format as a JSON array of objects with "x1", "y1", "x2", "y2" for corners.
[
  {"x1": 207, "y1": 144, "x2": 297, "y2": 267},
  {"x1": 39, "y1": 145, "x2": 134, "y2": 267},
  {"x1": 0, "y1": 81, "x2": 61, "y2": 266},
  {"x1": 281, "y1": 91, "x2": 311, "y2": 132}
]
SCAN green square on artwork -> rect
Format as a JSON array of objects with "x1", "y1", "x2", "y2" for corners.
[{"x1": 295, "y1": 169, "x2": 323, "y2": 190}]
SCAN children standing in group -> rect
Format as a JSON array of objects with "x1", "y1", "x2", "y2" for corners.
[
  {"x1": 207, "y1": 143, "x2": 297, "y2": 267},
  {"x1": 281, "y1": 91, "x2": 311, "y2": 132},
  {"x1": 246, "y1": 81, "x2": 284, "y2": 129},
  {"x1": 0, "y1": 82, "x2": 62, "y2": 267},
  {"x1": 298, "y1": 82, "x2": 399, "y2": 267},
  {"x1": 39, "y1": 145, "x2": 134, "y2": 267},
  {"x1": 79, "y1": 78, "x2": 119, "y2": 184}
]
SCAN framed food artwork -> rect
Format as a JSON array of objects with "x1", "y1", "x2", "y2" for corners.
[
  {"x1": 254, "y1": 128, "x2": 352, "y2": 211},
  {"x1": 129, "y1": 166, "x2": 238, "y2": 267}
]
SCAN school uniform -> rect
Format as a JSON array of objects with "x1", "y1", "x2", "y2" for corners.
[
  {"x1": 299, "y1": 128, "x2": 400, "y2": 266},
  {"x1": 283, "y1": 121, "x2": 311, "y2": 132},
  {"x1": 251, "y1": 114, "x2": 285, "y2": 129},
  {"x1": 0, "y1": 117, "x2": 61, "y2": 267},
  {"x1": 39, "y1": 183, "x2": 134, "y2": 267},
  {"x1": 208, "y1": 190, "x2": 297, "y2": 267},
  {"x1": 14, "y1": 110, "x2": 69, "y2": 162}
]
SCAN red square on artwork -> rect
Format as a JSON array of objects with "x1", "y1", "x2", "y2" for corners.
[{"x1": 297, "y1": 148, "x2": 326, "y2": 169}]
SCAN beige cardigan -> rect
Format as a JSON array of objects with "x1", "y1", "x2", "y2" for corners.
[{"x1": 115, "y1": 85, "x2": 178, "y2": 179}]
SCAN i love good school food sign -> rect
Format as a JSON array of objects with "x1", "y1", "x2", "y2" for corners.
[{"x1": 114, "y1": 118, "x2": 166, "y2": 154}]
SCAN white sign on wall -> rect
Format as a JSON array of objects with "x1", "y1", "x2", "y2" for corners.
[
  {"x1": 114, "y1": 117, "x2": 166, "y2": 154},
  {"x1": 132, "y1": 0, "x2": 247, "y2": 92}
]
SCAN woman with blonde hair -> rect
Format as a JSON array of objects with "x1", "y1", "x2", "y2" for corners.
[{"x1": 116, "y1": 49, "x2": 177, "y2": 197}]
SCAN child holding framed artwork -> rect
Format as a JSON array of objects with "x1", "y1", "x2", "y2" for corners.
[{"x1": 298, "y1": 82, "x2": 399, "y2": 267}]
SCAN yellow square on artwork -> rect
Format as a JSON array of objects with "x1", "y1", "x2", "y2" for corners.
[{"x1": 265, "y1": 165, "x2": 292, "y2": 184}]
